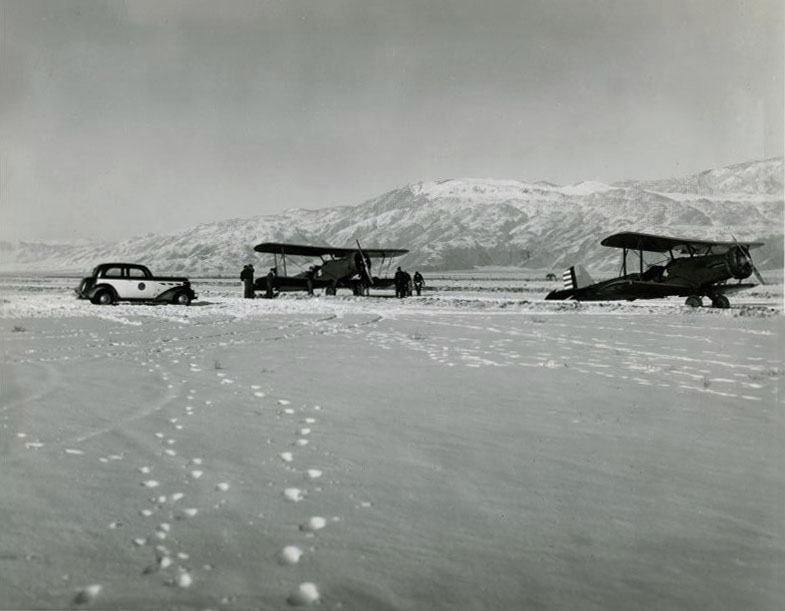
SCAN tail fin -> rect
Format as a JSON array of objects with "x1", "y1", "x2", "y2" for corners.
[{"x1": 562, "y1": 265, "x2": 594, "y2": 290}]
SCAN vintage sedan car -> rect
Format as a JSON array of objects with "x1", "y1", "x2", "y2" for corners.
[{"x1": 75, "y1": 263, "x2": 197, "y2": 305}]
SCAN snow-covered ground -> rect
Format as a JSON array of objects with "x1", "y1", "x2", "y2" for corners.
[{"x1": 1, "y1": 275, "x2": 783, "y2": 610}]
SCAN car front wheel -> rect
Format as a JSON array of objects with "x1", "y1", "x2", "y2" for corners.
[
  {"x1": 173, "y1": 291, "x2": 192, "y2": 306},
  {"x1": 92, "y1": 289, "x2": 114, "y2": 305}
]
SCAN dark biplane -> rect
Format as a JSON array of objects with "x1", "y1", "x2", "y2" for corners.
[
  {"x1": 545, "y1": 231, "x2": 765, "y2": 308},
  {"x1": 253, "y1": 241, "x2": 408, "y2": 297}
]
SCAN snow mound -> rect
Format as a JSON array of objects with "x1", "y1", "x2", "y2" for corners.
[
  {"x1": 287, "y1": 582, "x2": 320, "y2": 606},
  {"x1": 279, "y1": 546, "x2": 304, "y2": 565}
]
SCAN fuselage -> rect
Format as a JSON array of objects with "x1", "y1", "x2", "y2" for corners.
[
  {"x1": 255, "y1": 251, "x2": 376, "y2": 293},
  {"x1": 546, "y1": 246, "x2": 754, "y2": 301}
]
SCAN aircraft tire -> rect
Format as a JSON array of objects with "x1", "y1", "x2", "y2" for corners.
[
  {"x1": 711, "y1": 294, "x2": 730, "y2": 309},
  {"x1": 685, "y1": 295, "x2": 703, "y2": 308}
]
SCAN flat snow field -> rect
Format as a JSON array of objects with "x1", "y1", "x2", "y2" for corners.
[{"x1": 1, "y1": 277, "x2": 783, "y2": 610}]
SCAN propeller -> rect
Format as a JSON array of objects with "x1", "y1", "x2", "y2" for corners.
[
  {"x1": 731, "y1": 233, "x2": 766, "y2": 285},
  {"x1": 355, "y1": 239, "x2": 374, "y2": 288}
]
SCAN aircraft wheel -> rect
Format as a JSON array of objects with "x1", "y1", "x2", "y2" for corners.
[
  {"x1": 685, "y1": 295, "x2": 703, "y2": 308},
  {"x1": 711, "y1": 294, "x2": 730, "y2": 309},
  {"x1": 325, "y1": 286, "x2": 336, "y2": 296}
]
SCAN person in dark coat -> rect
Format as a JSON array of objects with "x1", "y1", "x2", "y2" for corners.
[
  {"x1": 265, "y1": 267, "x2": 277, "y2": 299},
  {"x1": 241, "y1": 264, "x2": 255, "y2": 298},
  {"x1": 413, "y1": 271, "x2": 424, "y2": 296},
  {"x1": 305, "y1": 266, "x2": 316, "y2": 296},
  {"x1": 402, "y1": 270, "x2": 412, "y2": 297},
  {"x1": 394, "y1": 266, "x2": 405, "y2": 298}
]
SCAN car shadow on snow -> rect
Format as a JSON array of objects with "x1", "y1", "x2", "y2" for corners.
[{"x1": 97, "y1": 300, "x2": 216, "y2": 308}]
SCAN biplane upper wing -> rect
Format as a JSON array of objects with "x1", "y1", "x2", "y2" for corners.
[
  {"x1": 355, "y1": 248, "x2": 409, "y2": 258},
  {"x1": 600, "y1": 232, "x2": 763, "y2": 255},
  {"x1": 254, "y1": 243, "x2": 354, "y2": 257},
  {"x1": 254, "y1": 242, "x2": 407, "y2": 258}
]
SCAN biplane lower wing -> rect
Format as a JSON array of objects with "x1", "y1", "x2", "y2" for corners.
[
  {"x1": 255, "y1": 275, "x2": 397, "y2": 294},
  {"x1": 255, "y1": 276, "x2": 331, "y2": 292}
]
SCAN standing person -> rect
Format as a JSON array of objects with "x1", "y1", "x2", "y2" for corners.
[
  {"x1": 413, "y1": 271, "x2": 424, "y2": 296},
  {"x1": 265, "y1": 267, "x2": 276, "y2": 299},
  {"x1": 240, "y1": 264, "x2": 255, "y2": 299},
  {"x1": 402, "y1": 269, "x2": 412, "y2": 297},
  {"x1": 394, "y1": 266, "x2": 405, "y2": 298},
  {"x1": 240, "y1": 264, "x2": 248, "y2": 292}
]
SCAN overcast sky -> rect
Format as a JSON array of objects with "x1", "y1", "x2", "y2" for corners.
[{"x1": 1, "y1": 0, "x2": 782, "y2": 242}]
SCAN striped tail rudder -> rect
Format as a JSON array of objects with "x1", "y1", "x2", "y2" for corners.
[
  {"x1": 562, "y1": 265, "x2": 594, "y2": 290},
  {"x1": 562, "y1": 267, "x2": 577, "y2": 290}
]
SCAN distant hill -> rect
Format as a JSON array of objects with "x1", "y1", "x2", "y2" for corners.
[{"x1": 1, "y1": 158, "x2": 782, "y2": 275}]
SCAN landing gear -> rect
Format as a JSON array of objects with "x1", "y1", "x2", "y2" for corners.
[
  {"x1": 685, "y1": 295, "x2": 731, "y2": 308},
  {"x1": 325, "y1": 285, "x2": 337, "y2": 296}
]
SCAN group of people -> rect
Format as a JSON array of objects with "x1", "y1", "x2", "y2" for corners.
[
  {"x1": 394, "y1": 267, "x2": 425, "y2": 298},
  {"x1": 240, "y1": 264, "x2": 277, "y2": 299}
]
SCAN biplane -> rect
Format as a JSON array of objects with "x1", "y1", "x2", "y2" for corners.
[
  {"x1": 253, "y1": 241, "x2": 408, "y2": 297},
  {"x1": 545, "y1": 231, "x2": 765, "y2": 307}
]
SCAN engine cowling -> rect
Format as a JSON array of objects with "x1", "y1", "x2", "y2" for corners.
[{"x1": 726, "y1": 246, "x2": 752, "y2": 280}]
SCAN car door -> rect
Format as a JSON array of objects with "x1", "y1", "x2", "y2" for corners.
[
  {"x1": 100, "y1": 265, "x2": 131, "y2": 298},
  {"x1": 126, "y1": 265, "x2": 157, "y2": 299}
]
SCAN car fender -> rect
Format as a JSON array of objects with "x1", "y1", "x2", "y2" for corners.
[
  {"x1": 155, "y1": 286, "x2": 195, "y2": 302},
  {"x1": 86, "y1": 283, "x2": 118, "y2": 301}
]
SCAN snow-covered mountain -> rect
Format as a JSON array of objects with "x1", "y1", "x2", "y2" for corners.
[{"x1": 2, "y1": 158, "x2": 782, "y2": 275}]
